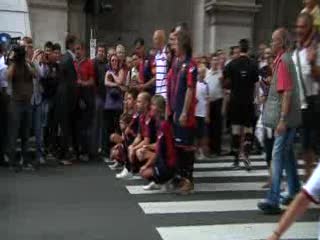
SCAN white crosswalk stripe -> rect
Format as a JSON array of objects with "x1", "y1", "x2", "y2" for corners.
[
  {"x1": 127, "y1": 168, "x2": 305, "y2": 180},
  {"x1": 157, "y1": 222, "x2": 318, "y2": 240},
  {"x1": 112, "y1": 154, "x2": 319, "y2": 240}
]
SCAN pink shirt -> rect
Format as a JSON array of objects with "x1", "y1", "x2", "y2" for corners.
[{"x1": 274, "y1": 51, "x2": 293, "y2": 92}]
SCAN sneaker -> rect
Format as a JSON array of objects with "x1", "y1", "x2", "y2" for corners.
[
  {"x1": 22, "y1": 163, "x2": 35, "y2": 171},
  {"x1": 281, "y1": 196, "x2": 294, "y2": 206},
  {"x1": 243, "y1": 157, "x2": 251, "y2": 171},
  {"x1": 110, "y1": 161, "x2": 122, "y2": 170},
  {"x1": 143, "y1": 181, "x2": 161, "y2": 191},
  {"x1": 257, "y1": 200, "x2": 281, "y2": 214},
  {"x1": 197, "y1": 152, "x2": 205, "y2": 160},
  {"x1": 177, "y1": 178, "x2": 194, "y2": 195},
  {"x1": 231, "y1": 162, "x2": 241, "y2": 170},
  {"x1": 79, "y1": 155, "x2": 90, "y2": 163},
  {"x1": 261, "y1": 182, "x2": 271, "y2": 189},
  {"x1": 116, "y1": 168, "x2": 133, "y2": 179},
  {"x1": 39, "y1": 157, "x2": 46, "y2": 165},
  {"x1": 59, "y1": 160, "x2": 73, "y2": 166}
]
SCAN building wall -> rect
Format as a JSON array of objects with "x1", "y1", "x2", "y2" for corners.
[
  {"x1": 253, "y1": 0, "x2": 304, "y2": 46},
  {"x1": 27, "y1": 0, "x2": 68, "y2": 48},
  {"x1": 91, "y1": 0, "x2": 194, "y2": 49},
  {"x1": 27, "y1": 0, "x2": 310, "y2": 52}
]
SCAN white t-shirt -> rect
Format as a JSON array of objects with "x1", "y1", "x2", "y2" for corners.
[
  {"x1": 303, "y1": 163, "x2": 320, "y2": 204},
  {"x1": 292, "y1": 47, "x2": 320, "y2": 109},
  {"x1": 196, "y1": 80, "x2": 209, "y2": 117},
  {"x1": 206, "y1": 69, "x2": 223, "y2": 102}
]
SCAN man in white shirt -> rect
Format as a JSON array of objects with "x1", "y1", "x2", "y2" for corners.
[
  {"x1": 206, "y1": 53, "x2": 224, "y2": 155},
  {"x1": 293, "y1": 13, "x2": 320, "y2": 181},
  {"x1": 153, "y1": 30, "x2": 168, "y2": 99}
]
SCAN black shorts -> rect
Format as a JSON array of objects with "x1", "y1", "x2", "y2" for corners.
[
  {"x1": 301, "y1": 107, "x2": 320, "y2": 150},
  {"x1": 153, "y1": 158, "x2": 175, "y2": 184},
  {"x1": 173, "y1": 123, "x2": 195, "y2": 147},
  {"x1": 229, "y1": 101, "x2": 255, "y2": 127}
]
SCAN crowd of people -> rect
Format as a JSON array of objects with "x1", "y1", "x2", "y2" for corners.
[{"x1": 0, "y1": 0, "x2": 320, "y2": 238}]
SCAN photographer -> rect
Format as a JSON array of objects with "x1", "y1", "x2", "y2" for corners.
[{"x1": 6, "y1": 45, "x2": 34, "y2": 171}]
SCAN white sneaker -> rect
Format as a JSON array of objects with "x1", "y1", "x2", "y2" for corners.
[
  {"x1": 116, "y1": 168, "x2": 133, "y2": 179},
  {"x1": 109, "y1": 161, "x2": 121, "y2": 170},
  {"x1": 143, "y1": 181, "x2": 161, "y2": 191},
  {"x1": 103, "y1": 157, "x2": 111, "y2": 164},
  {"x1": 197, "y1": 152, "x2": 205, "y2": 160},
  {"x1": 79, "y1": 155, "x2": 89, "y2": 162},
  {"x1": 3, "y1": 154, "x2": 9, "y2": 163},
  {"x1": 39, "y1": 157, "x2": 46, "y2": 165}
]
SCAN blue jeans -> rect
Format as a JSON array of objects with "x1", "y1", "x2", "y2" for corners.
[
  {"x1": 8, "y1": 101, "x2": 32, "y2": 164},
  {"x1": 32, "y1": 103, "x2": 44, "y2": 160},
  {"x1": 267, "y1": 128, "x2": 301, "y2": 205}
]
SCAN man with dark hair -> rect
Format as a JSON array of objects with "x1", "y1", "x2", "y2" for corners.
[
  {"x1": 133, "y1": 37, "x2": 155, "y2": 95},
  {"x1": 56, "y1": 34, "x2": 78, "y2": 165},
  {"x1": 73, "y1": 42, "x2": 95, "y2": 162},
  {"x1": 52, "y1": 43, "x2": 62, "y2": 63},
  {"x1": 223, "y1": 38, "x2": 259, "y2": 171},
  {"x1": 91, "y1": 44, "x2": 107, "y2": 159}
]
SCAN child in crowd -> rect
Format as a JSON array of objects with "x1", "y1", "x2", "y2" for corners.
[
  {"x1": 109, "y1": 113, "x2": 133, "y2": 170},
  {"x1": 140, "y1": 95, "x2": 176, "y2": 190},
  {"x1": 126, "y1": 53, "x2": 141, "y2": 89},
  {"x1": 195, "y1": 64, "x2": 210, "y2": 160}
]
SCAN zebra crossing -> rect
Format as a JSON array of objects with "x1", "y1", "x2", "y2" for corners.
[{"x1": 108, "y1": 154, "x2": 319, "y2": 240}]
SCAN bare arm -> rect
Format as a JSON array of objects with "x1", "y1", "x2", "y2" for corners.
[
  {"x1": 133, "y1": 137, "x2": 150, "y2": 151},
  {"x1": 267, "y1": 192, "x2": 311, "y2": 240},
  {"x1": 142, "y1": 77, "x2": 156, "y2": 89},
  {"x1": 104, "y1": 72, "x2": 118, "y2": 87},
  {"x1": 6, "y1": 65, "x2": 14, "y2": 81},
  {"x1": 279, "y1": 90, "x2": 292, "y2": 121},
  {"x1": 112, "y1": 69, "x2": 125, "y2": 85},
  {"x1": 182, "y1": 87, "x2": 193, "y2": 115},
  {"x1": 131, "y1": 134, "x2": 142, "y2": 148}
]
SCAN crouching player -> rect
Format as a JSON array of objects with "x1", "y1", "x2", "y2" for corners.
[
  {"x1": 109, "y1": 113, "x2": 133, "y2": 170},
  {"x1": 140, "y1": 95, "x2": 176, "y2": 191}
]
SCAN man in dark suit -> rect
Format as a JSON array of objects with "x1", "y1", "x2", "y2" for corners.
[{"x1": 55, "y1": 34, "x2": 78, "y2": 165}]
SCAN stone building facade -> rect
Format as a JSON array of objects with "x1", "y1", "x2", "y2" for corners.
[{"x1": 27, "y1": 0, "x2": 304, "y2": 55}]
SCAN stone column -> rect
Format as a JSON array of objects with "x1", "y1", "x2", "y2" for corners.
[
  {"x1": 204, "y1": 0, "x2": 261, "y2": 53},
  {"x1": 192, "y1": 0, "x2": 206, "y2": 56}
]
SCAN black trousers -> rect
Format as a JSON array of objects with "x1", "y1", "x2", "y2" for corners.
[
  {"x1": 0, "y1": 91, "x2": 9, "y2": 161},
  {"x1": 176, "y1": 147, "x2": 195, "y2": 182},
  {"x1": 208, "y1": 99, "x2": 223, "y2": 155},
  {"x1": 102, "y1": 109, "x2": 122, "y2": 156}
]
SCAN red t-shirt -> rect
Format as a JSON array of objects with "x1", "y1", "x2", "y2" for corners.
[
  {"x1": 274, "y1": 52, "x2": 293, "y2": 92},
  {"x1": 139, "y1": 113, "x2": 157, "y2": 143},
  {"x1": 74, "y1": 59, "x2": 95, "y2": 84}
]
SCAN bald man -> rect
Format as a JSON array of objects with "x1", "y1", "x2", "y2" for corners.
[
  {"x1": 153, "y1": 30, "x2": 168, "y2": 99},
  {"x1": 258, "y1": 28, "x2": 301, "y2": 214}
]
